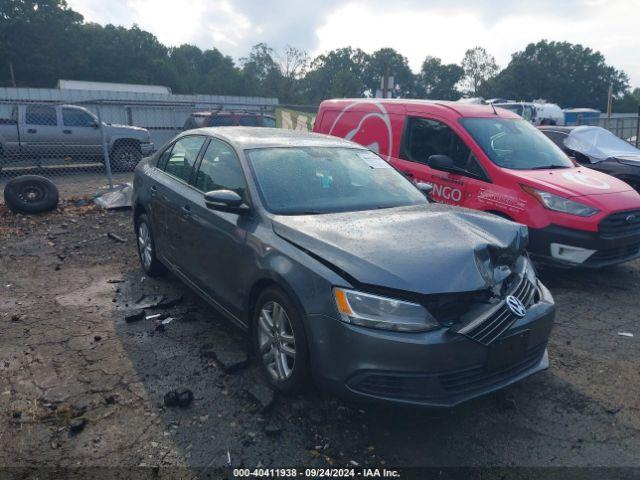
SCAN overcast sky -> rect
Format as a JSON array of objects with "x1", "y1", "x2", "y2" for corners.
[{"x1": 67, "y1": 0, "x2": 640, "y2": 88}]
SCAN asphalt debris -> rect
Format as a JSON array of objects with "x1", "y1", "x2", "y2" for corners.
[
  {"x1": 124, "y1": 308, "x2": 145, "y2": 323},
  {"x1": 107, "y1": 232, "x2": 126, "y2": 243},
  {"x1": 69, "y1": 417, "x2": 87, "y2": 435},
  {"x1": 164, "y1": 388, "x2": 194, "y2": 408}
]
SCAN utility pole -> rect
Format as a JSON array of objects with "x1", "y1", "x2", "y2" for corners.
[
  {"x1": 607, "y1": 85, "x2": 613, "y2": 118},
  {"x1": 9, "y1": 63, "x2": 16, "y2": 88},
  {"x1": 382, "y1": 61, "x2": 390, "y2": 99}
]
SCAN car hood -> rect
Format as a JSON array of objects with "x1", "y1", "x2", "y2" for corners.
[
  {"x1": 272, "y1": 205, "x2": 527, "y2": 295},
  {"x1": 508, "y1": 166, "x2": 633, "y2": 198},
  {"x1": 106, "y1": 123, "x2": 151, "y2": 139},
  {"x1": 615, "y1": 155, "x2": 640, "y2": 165}
]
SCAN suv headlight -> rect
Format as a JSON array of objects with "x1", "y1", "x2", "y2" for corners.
[
  {"x1": 521, "y1": 185, "x2": 599, "y2": 217},
  {"x1": 333, "y1": 288, "x2": 440, "y2": 332}
]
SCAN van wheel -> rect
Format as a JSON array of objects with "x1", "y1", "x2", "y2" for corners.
[
  {"x1": 111, "y1": 143, "x2": 141, "y2": 172},
  {"x1": 252, "y1": 287, "x2": 309, "y2": 393},
  {"x1": 135, "y1": 213, "x2": 166, "y2": 276},
  {"x1": 3, "y1": 175, "x2": 59, "y2": 214}
]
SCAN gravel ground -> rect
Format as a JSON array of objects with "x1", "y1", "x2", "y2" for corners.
[{"x1": 0, "y1": 199, "x2": 639, "y2": 477}]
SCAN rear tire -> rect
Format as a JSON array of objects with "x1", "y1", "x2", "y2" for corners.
[
  {"x1": 252, "y1": 287, "x2": 309, "y2": 394},
  {"x1": 110, "y1": 143, "x2": 141, "y2": 172},
  {"x1": 135, "y1": 213, "x2": 166, "y2": 276},
  {"x1": 3, "y1": 175, "x2": 59, "y2": 214}
]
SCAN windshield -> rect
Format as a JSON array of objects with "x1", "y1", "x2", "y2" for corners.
[
  {"x1": 246, "y1": 147, "x2": 427, "y2": 215},
  {"x1": 461, "y1": 117, "x2": 574, "y2": 170},
  {"x1": 564, "y1": 126, "x2": 640, "y2": 161}
]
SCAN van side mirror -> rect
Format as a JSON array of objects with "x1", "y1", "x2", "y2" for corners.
[
  {"x1": 415, "y1": 181, "x2": 433, "y2": 200},
  {"x1": 204, "y1": 190, "x2": 250, "y2": 214},
  {"x1": 427, "y1": 155, "x2": 464, "y2": 174}
]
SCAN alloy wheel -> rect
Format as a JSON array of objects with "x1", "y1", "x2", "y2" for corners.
[
  {"x1": 257, "y1": 301, "x2": 296, "y2": 381},
  {"x1": 137, "y1": 221, "x2": 152, "y2": 269}
]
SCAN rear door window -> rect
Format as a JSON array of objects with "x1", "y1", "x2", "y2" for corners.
[
  {"x1": 25, "y1": 105, "x2": 57, "y2": 126},
  {"x1": 62, "y1": 108, "x2": 96, "y2": 127},
  {"x1": 239, "y1": 115, "x2": 258, "y2": 126},
  {"x1": 207, "y1": 116, "x2": 236, "y2": 127},
  {"x1": 162, "y1": 136, "x2": 206, "y2": 182},
  {"x1": 402, "y1": 117, "x2": 485, "y2": 179}
]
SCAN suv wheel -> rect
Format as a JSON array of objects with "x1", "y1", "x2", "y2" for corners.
[
  {"x1": 135, "y1": 213, "x2": 166, "y2": 276},
  {"x1": 252, "y1": 287, "x2": 309, "y2": 393},
  {"x1": 111, "y1": 143, "x2": 141, "y2": 172}
]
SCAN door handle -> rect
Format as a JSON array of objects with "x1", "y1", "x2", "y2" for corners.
[
  {"x1": 181, "y1": 205, "x2": 191, "y2": 216},
  {"x1": 150, "y1": 185, "x2": 157, "y2": 196},
  {"x1": 63, "y1": 129, "x2": 72, "y2": 134},
  {"x1": 27, "y1": 128, "x2": 37, "y2": 134}
]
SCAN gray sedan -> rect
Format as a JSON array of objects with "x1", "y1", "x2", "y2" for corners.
[{"x1": 132, "y1": 127, "x2": 555, "y2": 407}]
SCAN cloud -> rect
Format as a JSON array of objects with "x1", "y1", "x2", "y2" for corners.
[{"x1": 66, "y1": 0, "x2": 640, "y2": 87}]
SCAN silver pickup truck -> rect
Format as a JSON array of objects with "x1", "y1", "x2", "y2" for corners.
[{"x1": 0, "y1": 104, "x2": 154, "y2": 172}]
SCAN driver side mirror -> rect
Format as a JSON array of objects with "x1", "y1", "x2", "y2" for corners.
[
  {"x1": 91, "y1": 120, "x2": 100, "y2": 129},
  {"x1": 415, "y1": 181, "x2": 434, "y2": 200},
  {"x1": 427, "y1": 155, "x2": 463, "y2": 174},
  {"x1": 204, "y1": 190, "x2": 250, "y2": 214}
]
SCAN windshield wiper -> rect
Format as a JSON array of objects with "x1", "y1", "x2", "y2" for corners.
[{"x1": 528, "y1": 165, "x2": 570, "y2": 170}]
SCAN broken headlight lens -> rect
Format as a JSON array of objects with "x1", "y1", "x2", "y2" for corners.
[
  {"x1": 521, "y1": 185, "x2": 599, "y2": 217},
  {"x1": 333, "y1": 288, "x2": 440, "y2": 332}
]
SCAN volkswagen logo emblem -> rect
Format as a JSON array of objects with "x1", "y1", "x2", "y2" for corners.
[
  {"x1": 505, "y1": 295, "x2": 527, "y2": 318},
  {"x1": 626, "y1": 214, "x2": 637, "y2": 223}
]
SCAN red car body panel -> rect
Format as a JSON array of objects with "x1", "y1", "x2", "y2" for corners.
[{"x1": 314, "y1": 99, "x2": 640, "y2": 266}]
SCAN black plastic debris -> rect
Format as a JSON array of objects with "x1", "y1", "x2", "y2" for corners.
[
  {"x1": 124, "y1": 309, "x2": 145, "y2": 323},
  {"x1": 164, "y1": 388, "x2": 193, "y2": 408},
  {"x1": 107, "y1": 232, "x2": 126, "y2": 243},
  {"x1": 246, "y1": 382, "x2": 275, "y2": 412},
  {"x1": 69, "y1": 417, "x2": 87, "y2": 435},
  {"x1": 199, "y1": 345, "x2": 249, "y2": 373},
  {"x1": 158, "y1": 295, "x2": 183, "y2": 309}
]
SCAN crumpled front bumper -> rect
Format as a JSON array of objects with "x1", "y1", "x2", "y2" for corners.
[{"x1": 307, "y1": 282, "x2": 555, "y2": 408}]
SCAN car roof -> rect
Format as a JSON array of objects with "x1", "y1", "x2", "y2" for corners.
[
  {"x1": 319, "y1": 98, "x2": 521, "y2": 119},
  {"x1": 185, "y1": 126, "x2": 365, "y2": 150}
]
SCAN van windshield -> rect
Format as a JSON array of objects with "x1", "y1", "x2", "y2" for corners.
[
  {"x1": 461, "y1": 118, "x2": 573, "y2": 170},
  {"x1": 246, "y1": 147, "x2": 427, "y2": 215}
]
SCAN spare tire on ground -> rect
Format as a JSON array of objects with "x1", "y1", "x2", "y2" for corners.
[{"x1": 3, "y1": 175, "x2": 59, "y2": 214}]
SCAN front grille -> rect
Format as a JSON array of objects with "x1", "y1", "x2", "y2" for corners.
[
  {"x1": 439, "y1": 345, "x2": 546, "y2": 394},
  {"x1": 599, "y1": 209, "x2": 640, "y2": 237},
  {"x1": 586, "y1": 242, "x2": 640, "y2": 264},
  {"x1": 453, "y1": 275, "x2": 538, "y2": 345},
  {"x1": 350, "y1": 345, "x2": 546, "y2": 401}
]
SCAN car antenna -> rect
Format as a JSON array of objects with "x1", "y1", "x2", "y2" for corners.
[{"x1": 490, "y1": 103, "x2": 498, "y2": 115}]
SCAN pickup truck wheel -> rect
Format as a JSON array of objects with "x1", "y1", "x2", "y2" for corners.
[
  {"x1": 3, "y1": 175, "x2": 59, "y2": 214},
  {"x1": 111, "y1": 143, "x2": 141, "y2": 172}
]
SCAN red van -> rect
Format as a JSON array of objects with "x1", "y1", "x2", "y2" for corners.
[{"x1": 314, "y1": 99, "x2": 640, "y2": 267}]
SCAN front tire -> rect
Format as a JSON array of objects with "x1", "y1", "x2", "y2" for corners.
[
  {"x1": 252, "y1": 287, "x2": 309, "y2": 393},
  {"x1": 135, "y1": 213, "x2": 166, "y2": 276}
]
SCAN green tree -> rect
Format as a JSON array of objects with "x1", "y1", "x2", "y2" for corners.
[
  {"x1": 486, "y1": 40, "x2": 629, "y2": 109},
  {"x1": 365, "y1": 48, "x2": 417, "y2": 98},
  {"x1": 461, "y1": 46, "x2": 498, "y2": 95},
  {"x1": 303, "y1": 47, "x2": 370, "y2": 103},
  {"x1": 419, "y1": 56, "x2": 464, "y2": 100},
  {"x1": 0, "y1": 0, "x2": 83, "y2": 87}
]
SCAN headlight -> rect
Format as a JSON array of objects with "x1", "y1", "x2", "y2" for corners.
[
  {"x1": 521, "y1": 185, "x2": 599, "y2": 217},
  {"x1": 333, "y1": 288, "x2": 440, "y2": 332}
]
